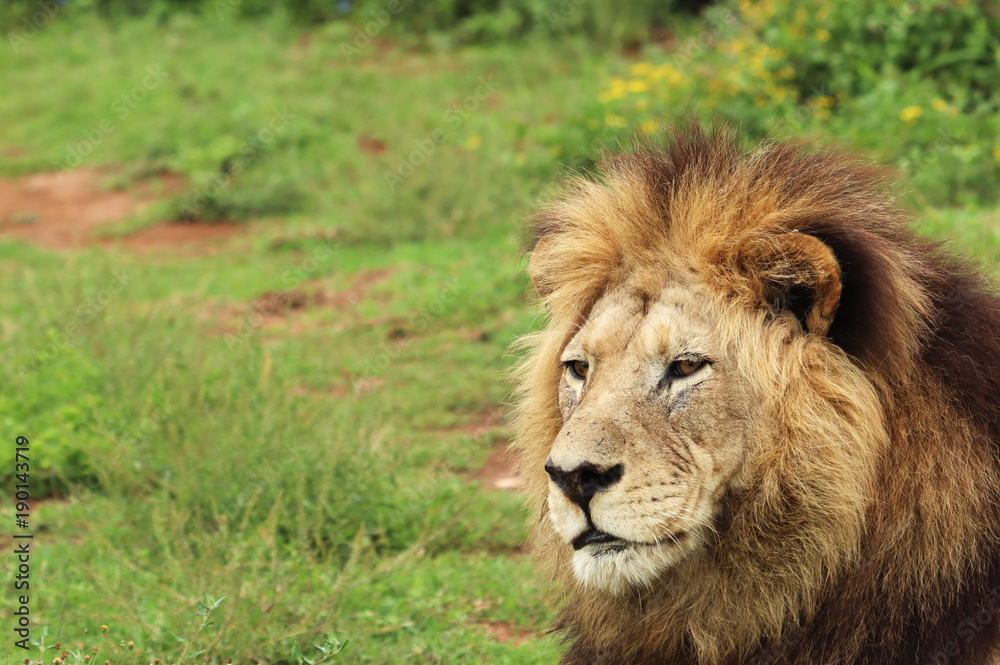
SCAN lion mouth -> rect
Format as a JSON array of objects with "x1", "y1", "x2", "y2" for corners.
[
  {"x1": 572, "y1": 528, "x2": 689, "y2": 552},
  {"x1": 572, "y1": 528, "x2": 622, "y2": 550}
]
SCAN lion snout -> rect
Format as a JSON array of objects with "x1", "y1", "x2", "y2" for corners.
[{"x1": 544, "y1": 458, "x2": 623, "y2": 510}]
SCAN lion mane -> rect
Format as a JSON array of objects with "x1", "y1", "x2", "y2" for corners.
[{"x1": 512, "y1": 125, "x2": 1000, "y2": 665}]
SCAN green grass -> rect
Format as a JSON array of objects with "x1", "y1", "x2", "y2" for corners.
[
  {"x1": 0, "y1": 14, "x2": 579, "y2": 663},
  {"x1": 0, "y1": 225, "x2": 561, "y2": 662},
  {"x1": 0, "y1": 13, "x2": 604, "y2": 243},
  {"x1": 1, "y1": 10, "x2": 998, "y2": 665}
]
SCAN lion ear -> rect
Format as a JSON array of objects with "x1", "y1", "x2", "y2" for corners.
[{"x1": 733, "y1": 232, "x2": 843, "y2": 337}]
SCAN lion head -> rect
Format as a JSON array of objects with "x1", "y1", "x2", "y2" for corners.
[{"x1": 514, "y1": 126, "x2": 1000, "y2": 665}]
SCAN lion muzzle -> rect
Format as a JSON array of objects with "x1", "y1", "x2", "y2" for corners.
[{"x1": 544, "y1": 459, "x2": 623, "y2": 511}]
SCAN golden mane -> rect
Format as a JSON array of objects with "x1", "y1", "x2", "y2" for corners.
[{"x1": 512, "y1": 126, "x2": 1000, "y2": 665}]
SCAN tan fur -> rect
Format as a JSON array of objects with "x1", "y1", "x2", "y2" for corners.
[{"x1": 512, "y1": 127, "x2": 1000, "y2": 664}]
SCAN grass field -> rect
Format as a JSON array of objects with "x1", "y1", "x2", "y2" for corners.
[{"x1": 1, "y1": 10, "x2": 999, "y2": 665}]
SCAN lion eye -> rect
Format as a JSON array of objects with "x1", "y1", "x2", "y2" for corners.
[
  {"x1": 671, "y1": 358, "x2": 705, "y2": 377},
  {"x1": 565, "y1": 359, "x2": 589, "y2": 381}
]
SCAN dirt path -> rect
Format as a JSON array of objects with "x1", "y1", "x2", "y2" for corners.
[{"x1": 0, "y1": 169, "x2": 238, "y2": 252}]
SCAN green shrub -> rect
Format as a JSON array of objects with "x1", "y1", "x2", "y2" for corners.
[
  {"x1": 752, "y1": 0, "x2": 1000, "y2": 108},
  {"x1": 568, "y1": 0, "x2": 1000, "y2": 205},
  {"x1": 3, "y1": 0, "x2": 693, "y2": 45}
]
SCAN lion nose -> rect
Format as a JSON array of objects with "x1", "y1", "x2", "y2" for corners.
[{"x1": 545, "y1": 459, "x2": 624, "y2": 509}]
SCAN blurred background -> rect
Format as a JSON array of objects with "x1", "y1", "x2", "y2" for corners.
[{"x1": 0, "y1": 0, "x2": 998, "y2": 662}]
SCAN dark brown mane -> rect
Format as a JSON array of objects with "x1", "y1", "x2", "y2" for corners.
[{"x1": 924, "y1": 262, "x2": 1000, "y2": 443}]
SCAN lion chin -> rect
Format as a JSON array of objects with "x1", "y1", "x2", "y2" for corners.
[
  {"x1": 513, "y1": 124, "x2": 1000, "y2": 665},
  {"x1": 548, "y1": 488, "x2": 694, "y2": 596},
  {"x1": 570, "y1": 541, "x2": 677, "y2": 596}
]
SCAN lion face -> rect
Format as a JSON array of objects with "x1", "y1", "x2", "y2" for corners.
[{"x1": 546, "y1": 281, "x2": 757, "y2": 595}]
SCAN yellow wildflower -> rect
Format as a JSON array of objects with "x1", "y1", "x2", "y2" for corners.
[
  {"x1": 778, "y1": 66, "x2": 795, "y2": 80},
  {"x1": 629, "y1": 62, "x2": 653, "y2": 77},
  {"x1": 899, "y1": 106, "x2": 923, "y2": 125},
  {"x1": 627, "y1": 79, "x2": 649, "y2": 93},
  {"x1": 654, "y1": 64, "x2": 683, "y2": 85},
  {"x1": 816, "y1": 28, "x2": 831, "y2": 42},
  {"x1": 598, "y1": 78, "x2": 627, "y2": 103},
  {"x1": 768, "y1": 85, "x2": 789, "y2": 102},
  {"x1": 817, "y1": 96, "x2": 835, "y2": 108},
  {"x1": 605, "y1": 114, "x2": 627, "y2": 128},
  {"x1": 640, "y1": 120, "x2": 658, "y2": 136},
  {"x1": 931, "y1": 98, "x2": 959, "y2": 117},
  {"x1": 464, "y1": 132, "x2": 481, "y2": 150}
]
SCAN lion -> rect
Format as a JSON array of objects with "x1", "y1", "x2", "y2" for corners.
[{"x1": 512, "y1": 125, "x2": 1000, "y2": 665}]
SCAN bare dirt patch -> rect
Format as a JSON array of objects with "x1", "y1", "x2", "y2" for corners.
[
  {"x1": 475, "y1": 441, "x2": 523, "y2": 492},
  {"x1": 357, "y1": 133, "x2": 388, "y2": 156},
  {"x1": 113, "y1": 221, "x2": 239, "y2": 254},
  {"x1": 468, "y1": 597, "x2": 536, "y2": 645},
  {"x1": 451, "y1": 409, "x2": 524, "y2": 492},
  {"x1": 208, "y1": 268, "x2": 394, "y2": 335},
  {"x1": 474, "y1": 621, "x2": 534, "y2": 646},
  {"x1": 0, "y1": 168, "x2": 238, "y2": 252}
]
